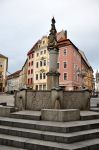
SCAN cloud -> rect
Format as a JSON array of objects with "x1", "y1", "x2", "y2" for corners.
[{"x1": 0, "y1": 0, "x2": 99, "y2": 73}]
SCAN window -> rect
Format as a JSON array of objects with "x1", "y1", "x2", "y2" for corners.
[
  {"x1": 0, "y1": 62, "x2": 3, "y2": 67},
  {"x1": 64, "y1": 73, "x2": 67, "y2": 80},
  {"x1": 28, "y1": 62, "x2": 30, "y2": 66},
  {"x1": 36, "y1": 85, "x2": 38, "y2": 90},
  {"x1": 31, "y1": 69, "x2": 33, "y2": 74},
  {"x1": 28, "y1": 78, "x2": 30, "y2": 84},
  {"x1": 40, "y1": 61, "x2": 42, "y2": 67},
  {"x1": 64, "y1": 49, "x2": 67, "y2": 55},
  {"x1": 57, "y1": 63, "x2": 59, "y2": 69},
  {"x1": 31, "y1": 61, "x2": 33, "y2": 66},
  {"x1": 43, "y1": 73, "x2": 46, "y2": 79},
  {"x1": 44, "y1": 50, "x2": 46, "y2": 54},
  {"x1": 44, "y1": 60, "x2": 46, "y2": 66},
  {"x1": 0, "y1": 73, "x2": 2, "y2": 78},
  {"x1": 28, "y1": 70, "x2": 30, "y2": 75},
  {"x1": 31, "y1": 78, "x2": 33, "y2": 84},
  {"x1": 43, "y1": 41, "x2": 45, "y2": 44},
  {"x1": 40, "y1": 51, "x2": 43, "y2": 55},
  {"x1": 32, "y1": 54, "x2": 34, "y2": 58},
  {"x1": 39, "y1": 85, "x2": 42, "y2": 90},
  {"x1": 40, "y1": 73, "x2": 42, "y2": 79},
  {"x1": 37, "y1": 53, "x2": 39, "y2": 57},
  {"x1": 36, "y1": 62, "x2": 39, "y2": 68},
  {"x1": 43, "y1": 84, "x2": 46, "y2": 90},
  {"x1": 74, "y1": 64, "x2": 76, "y2": 69},
  {"x1": 36, "y1": 74, "x2": 38, "y2": 80},
  {"x1": 29, "y1": 55, "x2": 31, "y2": 59},
  {"x1": 64, "y1": 62, "x2": 67, "y2": 68}
]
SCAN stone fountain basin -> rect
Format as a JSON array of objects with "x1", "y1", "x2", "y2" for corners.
[{"x1": 41, "y1": 109, "x2": 80, "y2": 122}]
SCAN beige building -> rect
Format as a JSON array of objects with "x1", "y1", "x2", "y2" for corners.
[
  {"x1": 79, "y1": 50, "x2": 94, "y2": 91},
  {"x1": 0, "y1": 54, "x2": 8, "y2": 92},
  {"x1": 27, "y1": 36, "x2": 49, "y2": 90},
  {"x1": 33, "y1": 36, "x2": 49, "y2": 90}
]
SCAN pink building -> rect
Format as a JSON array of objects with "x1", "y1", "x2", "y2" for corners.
[
  {"x1": 57, "y1": 31, "x2": 82, "y2": 90},
  {"x1": 26, "y1": 30, "x2": 93, "y2": 91},
  {"x1": 27, "y1": 47, "x2": 35, "y2": 88}
]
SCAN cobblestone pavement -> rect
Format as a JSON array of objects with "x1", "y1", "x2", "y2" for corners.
[{"x1": 0, "y1": 93, "x2": 14, "y2": 106}]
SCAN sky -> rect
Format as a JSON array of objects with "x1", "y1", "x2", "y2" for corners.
[{"x1": 0, "y1": 0, "x2": 99, "y2": 74}]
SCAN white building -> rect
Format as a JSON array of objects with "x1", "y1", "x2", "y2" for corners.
[{"x1": 6, "y1": 70, "x2": 21, "y2": 93}]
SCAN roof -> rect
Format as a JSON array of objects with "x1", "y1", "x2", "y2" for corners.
[
  {"x1": 22, "y1": 59, "x2": 28, "y2": 70},
  {"x1": 27, "y1": 40, "x2": 41, "y2": 55},
  {"x1": 57, "y1": 38, "x2": 93, "y2": 71},
  {"x1": 27, "y1": 31, "x2": 67, "y2": 55},
  {"x1": 7, "y1": 70, "x2": 21, "y2": 80},
  {"x1": 78, "y1": 50, "x2": 91, "y2": 68},
  {"x1": 57, "y1": 30, "x2": 67, "y2": 41},
  {"x1": 26, "y1": 30, "x2": 93, "y2": 71},
  {"x1": 0, "y1": 54, "x2": 8, "y2": 59}
]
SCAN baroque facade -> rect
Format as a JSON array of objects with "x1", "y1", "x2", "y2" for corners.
[{"x1": 26, "y1": 30, "x2": 94, "y2": 91}]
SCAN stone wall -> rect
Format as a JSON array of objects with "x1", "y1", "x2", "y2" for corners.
[
  {"x1": 26, "y1": 91, "x2": 51, "y2": 110},
  {"x1": 15, "y1": 90, "x2": 51, "y2": 111},
  {"x1": 15, "y1": 89, "x2": 90, "y2": 111},
  {"x1": 63, "y1": 90, "x2": 90, "y2": 110},
  {"x1": 15, "y1": 90, "x2": 26, "y2": 110}
]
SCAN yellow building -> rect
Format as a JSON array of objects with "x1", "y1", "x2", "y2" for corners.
[
  {"x1": 79, "y1": 50, "x2": 94, "y2": 91},
  {"x1": 0, "y1": 54, "x2": 8, "y2": 92},
  {"x1": 84, "y1": 67, "x2": 94, "y2": 91},
  {"x1": 34, "y1": 36, "x2": 49, "y2": 90}
]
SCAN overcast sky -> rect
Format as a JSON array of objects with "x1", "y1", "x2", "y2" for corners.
[{"x1": 0, "y1": 0, "x2": 99, "y2": 74}]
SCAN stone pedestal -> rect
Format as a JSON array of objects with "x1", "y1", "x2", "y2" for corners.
[
  {"x1": 41, "y1": 109, "x2": 80, "y2": 122},
  {"x1": 0, "y1": 106, "x2": 15, "y2": 117},
  {"x1": 47, "y1": 72, "x2": 60, "y2": 90}
]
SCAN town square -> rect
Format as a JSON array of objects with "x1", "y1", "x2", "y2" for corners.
[{"x1": 0, "y1": 0, "x2": 99, "y2": 149}]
